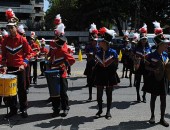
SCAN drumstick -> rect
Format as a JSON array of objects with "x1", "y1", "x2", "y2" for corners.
[{"x1": 7, "y1": 70, "x2": 19, "y2": 74}]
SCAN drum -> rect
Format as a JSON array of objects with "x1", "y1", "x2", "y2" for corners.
[
  {"x1": 0, "y1": 74, "x2": 17, "y2": 97},
  {"x1": 29, "y1": 57, "x2": 36, "y2": 62},
  {"x1": 44, "y1": 69, "x2": 60, "y2": 97},
  {"x1": 37, "y1": 57, "x2": 45, "y2": 62}
]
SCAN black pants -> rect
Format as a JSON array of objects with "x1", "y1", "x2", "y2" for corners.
[
  {"x1": 97, "y1": 86, "x2": 113, "y2": 112},
  {"x1": 25, "y1": 64, "x2": 30, "y2": 90},
  {"x1": 67, "y1": 66, "x2": 71, "y2": 75},
  {"x1": 40, "y1": 61, "x2": 46, "y2": 74},
  {"x1": 150, "y1": 94, "x2": 166, "y2": 119},
  {"x1": 51, "y1": 78, "x2": 69, "y2": 112},
  {"x1": 29, "y1": 60, "x2": 37, "y2": 82},
  {"x1": 135, "y1": 74, "x2": 146, "y2": 99},
  {"x1": 4, "y1": 67, "x2": 27, "y2": 111},
  {"x1": 87, "y1": 74, "x2": 94, "y2": 99}
]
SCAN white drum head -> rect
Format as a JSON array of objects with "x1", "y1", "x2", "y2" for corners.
[{"x1": 0, "y1": 74, "x2": 17, "y2": 79}]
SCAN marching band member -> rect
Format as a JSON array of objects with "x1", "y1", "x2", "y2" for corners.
[
  {"x1": 133, "y1": 24, "x2": 151, "y2": 103},
  {"x1": 121, "y1": 31, "x2": 130, "y2": 79},
  {"x1": 39, "y1": 38, "x2": 48, "y2": 76},
  {"x1": 0, "y1": 32, "x2": 4, "y2": 106},
  {"x1": 46, "y1": 14, "x2": 68, "y2": 103},
  {"x1": 84, "y1": 23, "x2": 99, "y2": 101},
  {"x1": 142, "y1": 34, "x2": 169, "y2": 127},
  {"x1": 2, "y1": 8, "x2": 31, "y2": 118},
  {"x1": 67, "y1": 47, "x2": 74, "y2": 76},
  {"x1": 48, "y1": 22, "x2": 75, "y2": 117},
  {"x1": 17, "y1": 24, "x2": 31, "y2": 93},
  {"x1": 94, "y1": 27, "x2": 118, "y2": 120},
  {"x1": 29, "y1": 31, "x2": 40, "y2": 84}
]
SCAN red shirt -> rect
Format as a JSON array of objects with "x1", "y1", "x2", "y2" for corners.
[
  {"x1": 40, "y1": 47, "x2": 48, "y2": 55},
  {"x1": 50, "y1": 46, "x2": 75, "y2": 78},
  {"x1": 2, "y1": 33, "x2": 31, "y2": 67},
  {"x1": 48, "y1": 40, "x2": 68, "y2": 57},
  {"x1": 0, "y1": 38, "x2": 4, "y2": 54},
  {"x1": 30, "y1": 42, "x2": 40, "y2": 56}
]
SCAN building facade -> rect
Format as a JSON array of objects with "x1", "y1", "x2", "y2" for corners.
[{"x1": 0, "y1": 0, "x2": 44, "y2": 30}]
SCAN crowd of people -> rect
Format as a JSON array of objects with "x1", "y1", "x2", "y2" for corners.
[
  {"x1": 0, "y1": 8, "x2": 170, "y2": 128},
  {"x1": 84, "y1": 22, "x2": 170, "y2": 127}
]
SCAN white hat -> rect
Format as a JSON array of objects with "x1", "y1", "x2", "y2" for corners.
[
  {"x1": 30, "y1": 31, "x2": 36, "y2": 39},
  {"x1": 54, "y1": 23, "x2": 65, "y2": 36},
  {"x1": 54, "y1": 14, "x2": 62, "y2": 25},
  {"x1": 41, "y1": 38, "x2": 46, "y2": 45},
  {"x1": 139, "y1": 23, "x2": 147, "y2": 33},
  {"x1": 89, "y1": 23, "x2": 98, "y2": 34},
  {"x1": 18, "y1": 24, "x2": 25, "y2": 34},
  {"x1": 153, "y1": 21, "x2": 163, "y2": 35},
  {"x1": 6, "y1": 8, "x2": 18, "y2": 26},
  {"x1": 2, "y1": 30, "x2": 8, "y2": 36}
]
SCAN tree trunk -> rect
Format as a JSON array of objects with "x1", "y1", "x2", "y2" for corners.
[{"x1": 115, "y1": 16, "x2": 124, "y2": 36}]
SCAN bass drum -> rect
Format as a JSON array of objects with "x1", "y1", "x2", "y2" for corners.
[
  {"x1": 44, "y1": 69, "x2": 60, "y2": 97},
  {"x1": 0, "y1": 74, "x2": 17, "y2": 97}
]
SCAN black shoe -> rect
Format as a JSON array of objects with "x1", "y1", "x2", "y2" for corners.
[
  {"x1": 51, "y1": 111, "x2": 60, "y2": 118},
  {"x1": 4, "y1": 110, "x2": 17, "y2": 118},
  {"x1": 39, "y1": 73, "x2": 44, "y2": 76},
  {"x1": 62, "y1": 110, "x2": 69, "y2": 117},
  {"x1": 21, "y1": 110, "x2": 28, "y2": 118},
  {"x1": 142, "y1": 96, "x2": 146, "y2": 103},
  {"x1": 160, "y1": 119, "x2": 169, "y2": 127},
  {"x1": 149, "y1": 116, "x2": 155, "y2": 124},
  {"x1": 33, "y1": 81, "x2": 37, "y2": 84},
  {"x1": 26, "y1": 89, "x2": 29, "y2": 94},
  {"x1": 95, "y1": 110, "x2": 103, "y2": 118},
  {"x1": 137, "y1": 96, "x2": 141, "y2": 103},
  {"x1": 87, "y1": 97, "x2": 92, "y2": 102},
  {"x1": 105, "y1": 112, "x2": 112, "y2": 120},
  {"x1": 46, "y1": 97, "x2": 52, "y2": 102}
]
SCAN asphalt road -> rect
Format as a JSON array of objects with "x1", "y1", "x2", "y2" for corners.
[{"x1": 0, "y1": 55, "x2": 170, "y2": 130}]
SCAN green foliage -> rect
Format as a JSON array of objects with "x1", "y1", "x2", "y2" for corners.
[{"x1": 45, "y1": 0, "x2": 170, "y2": 34}]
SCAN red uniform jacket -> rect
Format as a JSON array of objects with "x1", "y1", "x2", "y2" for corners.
[
  {"x1": 30, "y1": 42, "x2": 40, "y2": 57},
  {"x1": 50, "y1": 46, "x2": 75, "y2": 78},
  {"x1": 48, "y1": 40, "x2": 68, "y2": 58},
  {"x1": 40, "y1": 47, "x2": 48, "y2": 55},
  {"x1": 2, "y1": 33, "x2": 31, "y2": 67},
  {"x1": 0, "y1": 38, "x2": 4, "y2": 54}
]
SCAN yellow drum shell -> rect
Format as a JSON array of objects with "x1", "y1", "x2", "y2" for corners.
[{"x1": 0, "y1": 74, "x2": 17, "y2": 97}]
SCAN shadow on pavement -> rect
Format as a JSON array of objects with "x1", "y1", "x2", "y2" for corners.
[
  {"x1": 28, "y1": 99, "x2": 51, "y2": 108},
  {"x1": 101, "y1": 120, "x2": 158, "y2": 130},
  {"x1": 14, "y1": 113, "x2": 52, "y2": 126},
  {"x1": 165, "y1": 113, "x2": 170, "y2": 119},
  {"x1": 33, "y1": 84, "x2": 48, "y2": 88},
  {"x1": 68, "y1": 85, "x2": 87, "y2": 91},
  {"x1": 89, "y1": 101, "x2": 139, "y2": 110},
  {"x1": 35, "y1": 116, "x2": 94, "y2": 129}
]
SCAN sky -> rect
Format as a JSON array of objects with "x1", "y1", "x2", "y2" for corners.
[{"x1": 44, "y1": 0, "x2": 49, "y2": 12}]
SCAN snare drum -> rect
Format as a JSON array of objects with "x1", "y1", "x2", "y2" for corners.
[
  {"x1": 0, "y1": 74, "x2": 17, "y2": 97},
  {"x1": 44, "y1": 70, "x2": 60, "y2": 97},
  {"x1": 37, "y1": 57, "x2": 45, "y2": 62},
  {"x1": 29, "y1": 57, "x2": 36, "y2": 62}
]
